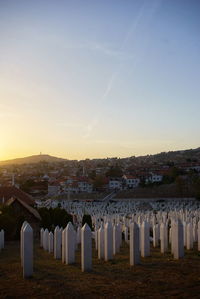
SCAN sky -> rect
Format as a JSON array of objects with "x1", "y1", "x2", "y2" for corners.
[{"x1": 0, "y1": 0, "x2": 200, "y2": 161}]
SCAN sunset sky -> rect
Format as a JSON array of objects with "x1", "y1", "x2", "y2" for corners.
[{"x1": 0, "y1": 0, "x2": 200, "y2": 161}]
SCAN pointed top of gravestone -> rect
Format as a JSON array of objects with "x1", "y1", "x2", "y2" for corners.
[
  {"x1": 44, "y1": 228, "x2": 49, "y2": 233},
  {"x1": 40, "y1": 228, "x2": 44, "y2": 232},
  {"x1": 23, "y1": 223, "x2": 33, "y2": 232},
  {"x1": 66, "y1": 222, "x2": 74, "y2": 231},
  {"x1": 82, "y1": 223, "x2": 91, "y2": 232},
  {"x1": 49, "y1": 231, "x2": 53, "y2": 236},
  {"x1": 54, "y1": 226, "x2": 60, "y2": 233},
  {"x1": 22, "y1": 221, "x2": 28, "y2": 229}
]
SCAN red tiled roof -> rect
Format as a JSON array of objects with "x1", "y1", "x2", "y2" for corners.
[
  {"x1": 0, "y1": 186, "x2": 34, "y2": 206},
  {"x1": 124, "y1": 175, "x2": 138, "y2": 179}
]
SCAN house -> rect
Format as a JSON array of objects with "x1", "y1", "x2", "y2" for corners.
[
  {"x1": 145, "y1": 172, "x2": 163, "y2": 184},
  {"x1": 0, "y1": 186, "x2": 34, "y2": 206},
  {"x1": 122, "y1": 175, "x2": 140, "y2": 189},
  {"x1": 5, "y1": 197, "x2": 41, "y2": 237},
  {"x1": 108, "y1": 178, "x2": 122, "y2": 190},
  {"x1": 77, "y1": 177, "x2": 93, "y2": 193}
]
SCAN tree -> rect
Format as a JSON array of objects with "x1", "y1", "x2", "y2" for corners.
[
  {"x1": 82, "y1": 215, "x2": 92, "y2": 230},
  {"x1": 106, "y1": 165, "x2": 123, "y2": 177},
  {"x1": 93, "y1": 175, "x2": 106, "y2": 191}
]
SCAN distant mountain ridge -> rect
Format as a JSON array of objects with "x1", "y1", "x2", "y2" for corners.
[
  {"x1": 0, "y1": 147, "x2": 200, "y2": 166},
  {"x1": 0, "y1": 154, "x2": 66, "y2": 165}
]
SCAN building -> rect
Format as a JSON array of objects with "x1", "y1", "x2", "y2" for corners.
[
  {"x1": 108, "y1": 178, "x2": 122, "y2": 190},
  {"x1": 5, "y1": 197, "x2": 41, "y2": 237},
  {"x1": 145, "y1": 172, "x2": 163, "y2": 184},
  {"x1": 0, "y1": 186, "x2": 34, "y2": 206},
  {"x1": 122, "y1": 175, "x2": 140, "y2": 189}
]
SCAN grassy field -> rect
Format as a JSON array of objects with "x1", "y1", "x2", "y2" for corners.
[{"x1": 0, "y1": 241, "x2": 200, "y2": 298}]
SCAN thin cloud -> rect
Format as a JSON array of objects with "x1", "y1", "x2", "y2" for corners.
[{"x1": 84, "y1": 0, "x2": 163, "y2": 139}]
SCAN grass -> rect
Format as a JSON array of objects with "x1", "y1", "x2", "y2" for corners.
[{"x1": 0, "y1": 241, "x2": 200, "y2": 298}]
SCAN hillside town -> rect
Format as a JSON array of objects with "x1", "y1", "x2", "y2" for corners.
[{"x1": 0, "y1": 149, "x2": 200, "y2": 200}]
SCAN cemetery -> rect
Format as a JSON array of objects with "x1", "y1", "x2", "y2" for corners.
[{"x1": 0, "y1": 198, "x2": 200, "y2": 297}]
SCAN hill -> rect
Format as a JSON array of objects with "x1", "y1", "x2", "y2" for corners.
[{"x1": 0, "y1": 154, "x2": 66, "y2": 166}]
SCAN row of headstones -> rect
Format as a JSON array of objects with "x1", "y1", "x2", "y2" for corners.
[
  {"x1": 0, "y1": 229, "x2": 5, "y2": 251},
  {"x1": 37, "y1": 199, "x2": 200, "y2": 218},
  {"x1": 40, "y1": 223, "x2": 92, "y2": 271},
  {"x1": 60, "y1": 201, "x2": 200, "y2": 218},
  {"x1": 20, "y1": 218, "x2": 200, "y2": 279},
  {"x1": 40, "y1": 218, "x2": 200, "y2": 272}
]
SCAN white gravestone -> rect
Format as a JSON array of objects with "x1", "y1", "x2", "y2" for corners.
[
  {"x1": 65, "y1": 222, "x2": 75, "y2": 265},
  {"x1": 98, "y1": 225, "x2": 104, "y2": 259},
  {"x1": 173, "y1": 220, "x2": 184, "y2": 259},
  {"x1": 62, "y1": 228, "x2": 66, "y2": 263},
  {"x1": 54, "y1": 226, "x2": 62, "y2": 259},
  {"x1": 22, "y1": 223, "x2": 33, "y2": 278},
  {"x1": 186, "y1": 223, "x2": 193, "y2": 250},
  {"x1": 20, "y1": 221, "x2": 28, "y2": 266},
  {"x1": 104, "y1": 222, "x2": 113, "y2": 261},
  {"x1": 43, "y1": 229, "x2": 49, "y2": 251},
  {"x1": 49, "y1": 232, "x2": 54, "y2": 253},
  {"x1": 113, "y1": 225, "x2": 118, "y2": 255},
  {"x1": 153, "y1": 224, "x2": 159, "y2": 248},
  {"x1": 81, "y1": 223, "x2": 92, "y2": 272},
  {"x1": 130, "y1": 222, "x2": 140, "y2": 265},
  {"x1": 160, "y1": 223, "x2": 168, "y2": 253},
  {"x1": 141, "y1": 221, "x2": 150, "y2": 257}
]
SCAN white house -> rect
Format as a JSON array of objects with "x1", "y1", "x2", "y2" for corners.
[
  {"x1": 122, "y1": 175, "x2": 140, "y2": 189},
  {"x1": 78, "y1": 178, "x2": 93, "y2": 193},
  {"x1": 108, "y1": 178, "x2": 122, "y2": 190},
  {"x1": 145, "y1": 173, "x2": 163, "y2": 184}
]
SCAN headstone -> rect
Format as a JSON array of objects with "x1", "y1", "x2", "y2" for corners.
[
  {"x1": 54, "y1": 226, "x2": 62, "y2": 259},
  {"x1": 186, "y1": 223, "x2": 193, "y2": 250},
  {"x1": 141, "y1": 221, "x2": 150, "y2": 257},
  {"x1": 22, "y1": 223, "x2": 33, "y2": 278},
  {"x1": 95, "y1": 229, "x2": 98, "y2": 251},
  {"x1": 124, "y1": 226, "x2": 128, "y2": 243},
  {"x1": 49, "y1": 232, "x2": 54, "y2": 253},
  {"x1": 113, "y1": 225, "x2": 118, "y2": 255},
  {"x1": 43, "y1": 228, "x2": 49, "y2": 251},
  {"x1": 98, "y1": 225, "x2": 104, "y2": 259},
  {"x1": 183, "y1": 222, "x2": 187, "y2": 247},
  {"x1": 160, "y1": 223, "x2": 168, "y2": 253},
  {"x1": 173, "y1": 220, "x2": 184, "y2": 259},
  {"x1": 65, "y1": 222, "x2": 75, "y2": 264},
  {"x1": 130, "y1": 222, "x2": 140, "y2": 265},
  {"x1": 104, "y1": 222, "x2": 113, "y2": 261},
  {"x1": 62, "y1": 228, "x2": 66, "y2": 263},
  {"x1": 20, "y1": 221, "x2": 28, "y2": 266},
  {"x1": 153, "y1": 224, "x2": 159, "y2": 248},
  {"x1": 81, "y1": 223, "x2": 92, "y2": 272}
]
